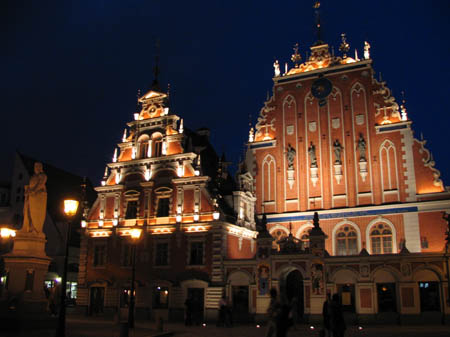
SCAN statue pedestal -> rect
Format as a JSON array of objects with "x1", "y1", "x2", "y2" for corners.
[
  {"x1": 358, "y1": 160, "x2": 368, "y2": 182},
  {"x1": 334, "y1": 164, "x2": 343, "y2": 184},
  {"x1": 287, "y1": 168, "x2": 295, "y2": 189},
  {"x1": 0, "y1": 232, "x2": 53, "y2": 330}
]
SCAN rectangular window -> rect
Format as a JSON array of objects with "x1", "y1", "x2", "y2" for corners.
[
  {"x1": 155, "y1": 243, "x2": 169, "y2": 266},
  {"x1": 336, "y1": 240, "x2": 347, "y2": 256},
  {"x1": 157, "y1": 198, "x2": 170, "y2": 217},
  {"x1": 371, "y1": 237, "x2": 381, "y2": 254},
  {"x1": 382, "y1": 237, "x2": 392, "y2": 253},
  {"x1": 125, "y1": 201, "x2": 138, "y2": 219},
  {"x1": 121, "y1": 243, "x2": 133, "y2": 267},
  {"x1": 348, "y1": 238, "x2": 358, "y2": 255},
  {"x1": 153, "y1": 286, "x2": 169, "y2": 309},
  {"x1": 189, "y1": 242, "x2": 204, "y2": 265},
  {"x1": 93, "y1": 244, "x2": 107, "y2": 267}
]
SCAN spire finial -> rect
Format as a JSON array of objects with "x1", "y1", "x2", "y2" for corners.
[
  {"x1": 339, "y1": 33, "x2": 350, "y2": 58},
  {"x1": 313, "y1": 1, "x2": 323, "y2": 45},
  {"x1": 400, "y1": 91, "x2": 408, "y2": 121},
  {"x1": 291, "y1": 43, "x2": 302, "y2": 68}
]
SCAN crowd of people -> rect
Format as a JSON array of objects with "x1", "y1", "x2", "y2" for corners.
[
  {"x1": 183, "y1": 288, "x2": 346, "y2": 337},
  {"x1": 265, "y1": 288, "x2": 346, "y2": 337}
]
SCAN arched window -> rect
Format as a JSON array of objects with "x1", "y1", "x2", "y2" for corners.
[
  {"x1": 370, "y1": 223, "x2": 393, "y2": 254},
  {"x1": 137, "y1": 134, "x2": 150, "y2": 159},
  {"x1": 152, "y1": 133, "x2": 163, "y2": 157},
  {"x1": 262, "y1": 155, "x2": 276, "y2": 202},
  {"x1": 335, "y1": 225, "x2": 358, "y2": 256},
  {"x1": 379, "y1": 140, "x2": 398, "y2": 191}
]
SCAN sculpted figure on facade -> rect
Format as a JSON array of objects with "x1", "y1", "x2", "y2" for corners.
[
  {"x1": 364, "y1": 41, "x2": 371, "y2": 60},
  {"x1": 286, "y1": 144, "x2": 296, "y2": 169},
  {"x1": 273, "y1": 60, "x2": 280, "y2": 77},
  {"x1": 22, "y1": 162, "x2": 47, "y2": 234},
  {"x1": 357, "y1": 133, "x2": 366, "y2": 162},
  {"x1": 333, "y1": 139, "x2": 343, "y2": 164},
  {"x1": 308, "y1": 142, "x2": 317, "y2": 167}
]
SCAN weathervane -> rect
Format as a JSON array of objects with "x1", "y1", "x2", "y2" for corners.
[
  {"x1": 339, "y1": 33, "x2": 350, "y2": 58},
  {"x1": 313, "y1": 1, "x2": 323, "y2": 44},
  {"x1": 291, "y1": 43, "x2": 302, "y2": 68}
]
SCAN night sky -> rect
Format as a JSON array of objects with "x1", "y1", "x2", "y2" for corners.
[{"x1": 2, "y1": 1, "x2": 450, "y2": 187}]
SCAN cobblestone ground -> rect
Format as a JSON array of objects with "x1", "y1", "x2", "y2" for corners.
[{"x1": 3, "y1": 317, "x2": 450, "y2": 337}]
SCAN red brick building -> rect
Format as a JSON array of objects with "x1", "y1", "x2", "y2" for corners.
[{"x1": 77, "y1": 37, "x2": 450, "y2": 323}]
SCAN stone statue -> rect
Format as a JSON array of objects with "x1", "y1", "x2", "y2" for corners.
[
  {"x1": 273, "y1": 60, "x2": 280, "y2": 77},
  {"x1": 357, "y1": 133, "x2": 366, "y2": 161},
  {"x1": 308, "y1": 142, "x2": 317, "y2": 167},
  {"x1": 21, "y1": 162, "x2": 47, "y2": 234},
  {"x1": 333, "y1": 139, "x2": 343, "y2": 164},
  {"x1": 364, "y1": 41, "x2": 371, "y2": 60},
  {"x1": 286, "y1": 144, "x2": 296, "y2": 169}
]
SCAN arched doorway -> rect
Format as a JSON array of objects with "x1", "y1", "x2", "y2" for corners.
[{"x1": 284, "y1": 270, "x2": 304, "y2": 321}]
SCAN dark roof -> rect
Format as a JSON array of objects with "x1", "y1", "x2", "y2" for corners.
[{"x1": 18, "y1": 152, "x2": 97, "y2": 223}]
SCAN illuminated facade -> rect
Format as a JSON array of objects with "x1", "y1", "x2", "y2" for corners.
[
  {"x1": 76, "y1": 83, "x2": 258, "y2": 321},
  {"x1": 245, "y1": 35, "x2": 450, "y2": 322},
  {"x1": 78, "y1": 35, "x2": 450, "y2": 325}
]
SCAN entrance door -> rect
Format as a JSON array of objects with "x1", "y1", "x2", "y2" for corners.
[
  {"x1": 89, "y1": 287, "x2": 105, "y2": 315},
  {"x1": 377, "y1": 283, "x2": 397, "y2": 312},
  {"x1": 285, "y1": 270, "x2": 304, "y2": 321},
  {"x1": 232, "y1": 286, "x2": 249, "y2": 323},
  {"x1": 187, "y1": 288, "x2": 204, "y2": 324},
  {"x1": 337, "y1": 284, "x2": 355, "y2": 312},
  {"x1": 419, "y1": 281, "x2": 440, "y2": 312}
]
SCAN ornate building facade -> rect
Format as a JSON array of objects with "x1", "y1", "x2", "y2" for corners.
[
  {"x1": 245, "y1": 35, "x2": 450, "y2": 322},
  {"x1": 78, "y1": 35, "x2": 450, "y2": 324}
]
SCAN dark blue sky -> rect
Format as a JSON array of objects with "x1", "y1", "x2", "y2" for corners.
[{"x1": 2, "y1": 1, "x2": 450, "y2": 187}]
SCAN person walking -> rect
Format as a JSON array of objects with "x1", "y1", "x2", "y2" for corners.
[
  {"x1": 330, "y1": 294, "x2": 346, "y2": 337},
  {"x1": 265, "y1": 288, "x2": 280, "y2": 337},
  {"x1": 322, "y1": 294, "x2": 331, "y2": 337},
  {"x1": 217, "y1": 295, "x2": 227, "y2": 327}
]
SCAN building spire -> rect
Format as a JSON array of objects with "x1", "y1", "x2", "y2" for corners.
[{"x1": 313, "y1": 1, "x2": 324, "y2": 45}]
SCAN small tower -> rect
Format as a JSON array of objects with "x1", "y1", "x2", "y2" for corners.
[{"x1": 309, "y1": 212, "x2": 327, "y2": 257}]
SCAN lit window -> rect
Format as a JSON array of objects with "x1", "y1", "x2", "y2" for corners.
[
  {"x1": 336, "y1": 226, "x2": 358, "y2": 256},
  {"x1": 157, "y1": 198, "x2": 170, "y2": 217},
  {"x1": 370, "y1": 224, "x2": 392, "y2": 254}
]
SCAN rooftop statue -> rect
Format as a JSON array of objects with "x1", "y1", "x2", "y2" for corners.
[{"x1": 21, "y1": 162, "x2": 47, "y2": 235}]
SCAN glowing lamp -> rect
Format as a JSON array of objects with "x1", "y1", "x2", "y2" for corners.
[
  {"x1": 112, "y1": 219, "x2": 118, "y2": 226},
  {"x1": 81, "y1": 219, "x2": 87, "y2": 228},
  {"x1": 130, "y1": 228, "x2": 142, "y2": 239},
  {"x1": 256, "y1": 325, "x2": 260, "y2": 328},
  {"x1": 194, "y1": 170, "x2": 200, "y2": 176},
  {"x1": 213, "y1": 211, "x2": 220, "y2": 220},
  {"x1": 202, "y1": 323, "x2": 206, "y2": 327},
  {"x1": 134, "y1": 113, "x2": 139, "y2": 120},
  {"x1": 55, "y1": 277, "x2": 62, "y2": 283},
  {"x1": 310, "y1": 326, "x2": 315, "y2": 330},
  {"x1": 101, "y1": 180, "x2": 106, "y2": 186},
  {"x1": 64, "y1": 199, "x2": 79, "y2": 217},
  {"x1": 193, "y1": 214, "x2": 199, "y2": 222},
  {"x1": 358, "y1": 326, "x2": 363, "y2": 331},
  {"x1": 176, "y1": 214, "x2": 182, "y2": 223},
  {"x1": 163, "y1": 107, "x2": 169, "y2": 115},
  {"x1": 98, "y1": 220, "x2": 104, "y2": 227},
  {"x1": 0, "y1": 228, "x2": 16, "y2": 238}
]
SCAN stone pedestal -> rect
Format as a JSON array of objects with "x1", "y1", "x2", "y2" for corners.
[
  {"x1": 334, "y1": 164, "x2": 343, "y2": 184},
  {"x1": 358, "y1": 160, "x2": 368, "y2": 182},
  {"x1": 287, "y1": 168, "x2": 295, "y2": 189},
  {"x1": 0, "y1": 231, "x2": 53, "y2": 330},
  {"x1": 310, "y1": 166, "x2": 319, "y2": 187}
]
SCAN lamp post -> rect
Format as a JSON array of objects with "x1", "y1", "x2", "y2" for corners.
[
  {"x1": 128, "y1": 228, "x2": 142, "y2": 330},
  {"x1": 56, "y1": 199, "x2": 79, "y2": 337}
]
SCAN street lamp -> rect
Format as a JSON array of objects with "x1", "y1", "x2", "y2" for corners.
[
  {"x1": 128, "y1": 228, "x2": 141, "y2": 330},
  {"x1": 56, "y1": 199, "x2": 79, "y2": 337}
]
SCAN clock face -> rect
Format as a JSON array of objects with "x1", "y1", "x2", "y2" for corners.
[{"x1": 311, "y1": 77, "x2": 332, "y2": 99}]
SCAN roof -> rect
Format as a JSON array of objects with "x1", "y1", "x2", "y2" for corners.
[{"x1": 18, "y1": 152, "x2": 97, "y2": 223}]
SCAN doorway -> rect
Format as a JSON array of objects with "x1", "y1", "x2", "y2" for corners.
[
  {"x1": 285, "y1": 270, "x2": 304, "y2": 321},
  {"x1": 187, "y1": 288, "x2": 204, "y2": 324},
  {"x1": 89, "y1": 287, "x2": 104, "y2": 315},
  {"x1": 232, "y1": 286, "x2": 249, "y2": 323}
]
